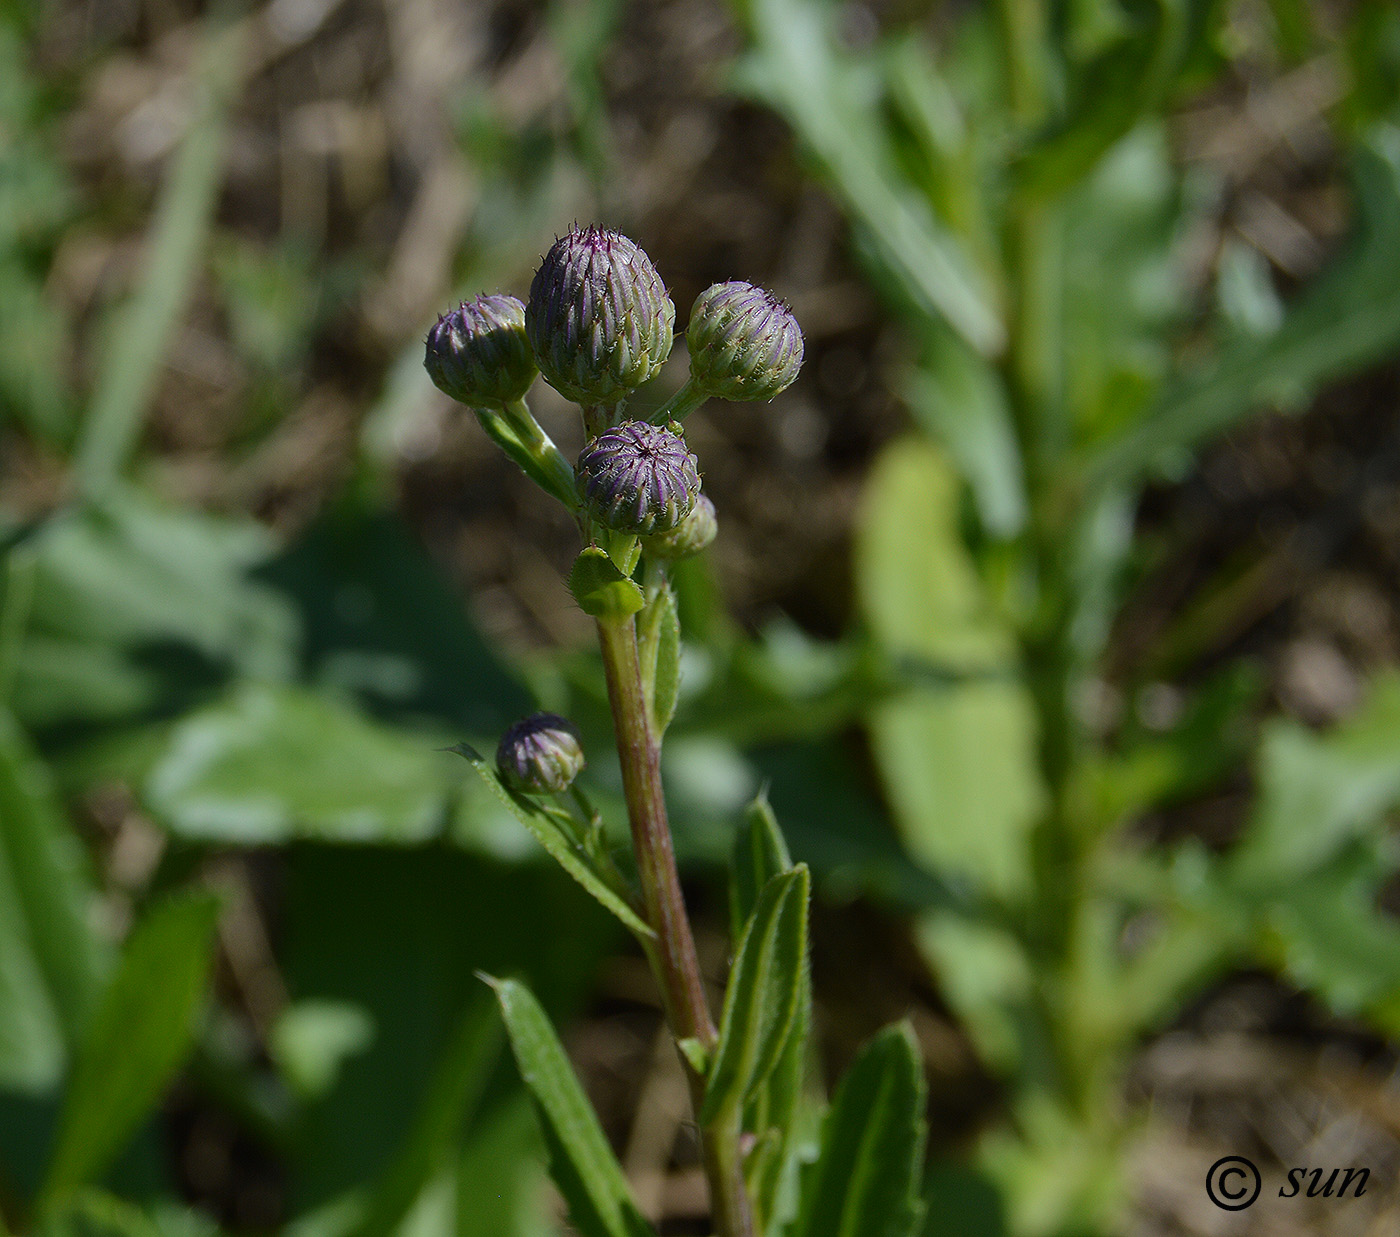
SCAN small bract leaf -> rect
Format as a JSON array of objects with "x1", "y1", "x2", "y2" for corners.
[
  {"x1": 700, "y1": 865, "x2": 810, "y2": 1125},
  {"x1": 568, "y1": 548, "x2": 646, "y2": 620},
  {"x1": 486, "y1": 977, "x2": 657, "y2": 1237}
]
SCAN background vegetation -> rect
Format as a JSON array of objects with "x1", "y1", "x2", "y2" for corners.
[{"x1": 2, "y1": 0, "x2": 1400, "y2": 1234}]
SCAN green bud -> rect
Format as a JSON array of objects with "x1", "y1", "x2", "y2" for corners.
[
  {"x1": 526, "y1": 226, "x2": 676, "y2": 406},
  {"x1": 424, "y1": 295, "x2": 537, "y2": 407},
  {"x1": 642, "y1": 493, "x2": 717, "y2": 560},
  {"x1": 686, "y1": 281, "x2": 803, "y2": 401},
  {"x1": 495, "y1": 713, "x2": 585, "y2": 795}
]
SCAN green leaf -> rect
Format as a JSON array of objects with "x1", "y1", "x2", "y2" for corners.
[
  {"x1": 41, "y1": 892, "x2": 221, "y2": 1209},
  {"x1": 1095, "y1": 127, "x2": 1400, "y2": 486},
  {"x1": 73, "y1": 22, "x2": 245, "y2": 499},
  {"x1": 346, "y1": 998, "x2": 502, "y2": 1237},
  {"x1": 855, "y1": 439, "x2": 1043, "y2": 899},
  {"x1": 33, "y1": 1190, "x2": 220, "y2": 1237},
  {"x1": 793, "y1": 1023, "x2": 928, "y2": 1237},
  {"x1": 0, "y1": 708, "x2": 107, "y2": 1092},
  {"x1": 700, "y1": 865, "x2": 810, "y2": 1124},
  {"x1": 270, "y1": 1000, "x2": 376, "y2": 1101},
  {"x1": 568, "y1": 548, "x2": 645, "y2": 620},
  {"x1": 1254, "y1": 843, "x2": 1400, "y2": 1030},
  {"x1": 1230, "y1": 673, "x2": 1400, "y2": 885},
  {"x1": 13, "y1": 489, "x2": 295, "y2": 729},
  {"x1": 449, "y1": 744, "x2": 654, "y2": 941},
  {"x1": 903, "y1": 333, "x2": 1025, "y2": 538},
  {"x1": 732, "y1": 0, "x2": 1004, "y2": 355},
  {"x1": 729, "y1": 789, "x2": 794, "y2": 943},
  {"x1": 486, "y1": 977, "x2": 656, "y2": 1237},
  {"x1": 638, "y1": 583, "x2": 681, "y2": 735},
  {"x1": 145, "y1": 683, "x2": 458, "y2": 845}
]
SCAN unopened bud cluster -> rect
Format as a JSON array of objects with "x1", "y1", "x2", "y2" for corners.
[{"x1": 425, "y1": 226, "x2": 805, "y2": 565}]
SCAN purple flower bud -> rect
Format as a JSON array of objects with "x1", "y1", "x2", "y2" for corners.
[
  {"x1": 576, "y1": 420, "x2": 700, "y2": 534},
  {"x1": 686, "y1": 281, "x2": 803, "y2": 401},
  {"x1": 642, "y1": 493, "x2": 717, "y2": 559},
  {"x1": 425, "y1": 294, "x2": 537, "y2": 408},
  {"x1": 496, "y1": 713, "x2": 585, "y2": 795},
  {"x1": 526, "y1": 226, "x2": 676, "y2": 406}
]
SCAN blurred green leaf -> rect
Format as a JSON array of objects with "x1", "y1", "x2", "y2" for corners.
[
  {"x1": 1095, "y1": 126, "x2": 1400, "y2": 485},
  {"x1": 1255, "y1": 842, "x2": 1400, "y2": 1032},
  {"x1": 41, "y1": 892, "x2": 221, "y2": 1209},
  {"x1": 855, "y1": 439, "x2": 1043, "y2": 899},
  {"x1": 1013, "y1": 0, "x2": 1191, "y2": 200},
  {"x1": 729, "y1": 789, "x2": 794, "y2": 943},
  {"x1": 34, "y1": 1190, "x2": 220, "y2": 1237},
  {"x1": 1230, "y1": 673, "x2": 1400, "y2": 885},
  {"x1": 146, "y1": 683, "x2": 464, "y2": 845},
  {"x1": 793, "y1": 1022, "x2": 928, "y2": 1237},
  {"x1": 449, "y1": 743, "x2": 654, "y2": 941},
  {"x1": 904, "y1": 331, "x2": 1025, "y2": 537},
  {"x1": 278, "y1": 846, "x2": 617, "y2": 1209},
  {"x1": 487, "y1": 977, "x2": 656, "y2": 1237},
  {"x1": 73, "y1": 23, "x2": 244, "y2": 500},
  {"x1": 731, "y1": 0, "x2": 1005, "y2": 355},
  {"x1": 0, "y1": 708, "x2": 107, "y2": 1093},
  {"x1": 13, "y1": 489, "x2": 295, "y2": 729},
  {"x1": 345, "y1": 998, "x2": 501, "y2": 1237},
  {"x1": 271, "y1": 1001, "x2": 376, "y2": 1101},
  {"x1": 700, "y1": 865, "x2": 810, "y2": 1124}
]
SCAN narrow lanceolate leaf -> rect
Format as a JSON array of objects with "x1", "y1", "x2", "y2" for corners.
[
  {"x1": 638, "y1": 584, "x2": 681, "y2": 736},
  {"x1": 729, "y1": 789, "x2": 793, "y2": 944},
  {"x1": 41, "y1": 892, "x2": 221, "y2": 1210},
  {"x1": 448, "y1": 745, "x2": 654, "y2": 942},
  {"x1": 700, "y1": 865, "x2": 810, "y2": 1125},
  {"x1": 0, "y1": 709, "x2": 108, "y2": 1092},
  {"x1": 486, "y1": 977, "x2": 656, "y2": 1237},
  {"x1": 793, "y1": 1022, "x2": 928, "y2": 1237}
]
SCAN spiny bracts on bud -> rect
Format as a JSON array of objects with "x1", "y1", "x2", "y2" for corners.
[
  {"x1": 425, "y1": 295, "x2": 538, "y2": 408},
  {"x1": 496, "y1": 713, "x2": 585, "y2": 795},
  {"x1": 686, "y1": 281, "x2": 803, "y2": 402},
  {"x1": 576, "y1": 421, "x2": 700, "y2": 534},
  {"x1": 527, "y1": 226, "x2": 675, "y2": 406},
  {"x1": 642, "y1": 493, "x2": 717, "y2": 559}
]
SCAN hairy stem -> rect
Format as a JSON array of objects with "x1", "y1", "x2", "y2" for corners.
[{"x1": 594, "y1": 615, "x2": 754, "y2": 1237}]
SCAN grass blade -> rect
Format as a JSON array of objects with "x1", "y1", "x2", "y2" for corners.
[
  {"x1": 73, "y1": 22, "x2": 245, "y2": 499},
  {"x1": 41, "y1": 892, "x2": 221, "y2": 1210}
]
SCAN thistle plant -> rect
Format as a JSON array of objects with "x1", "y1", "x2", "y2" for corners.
[{"x1": 428, "y1": 227, "x2": 925, "y2": 1237}]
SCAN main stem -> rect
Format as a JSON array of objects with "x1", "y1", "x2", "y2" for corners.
[{"x1": 595, "y1": 615, "x2": 755, "y2": 1237}]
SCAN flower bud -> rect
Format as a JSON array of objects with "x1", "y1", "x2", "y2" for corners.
[
  {"x1": 642, "y1": 493, "x2": 717, "y2": 560},
  {"x1": 686, "y1": 281, "x2": 803, "y2": 401},
  {"x1": 527, "y1": 226, "x2": 675, "y2": 405},
  {"x1": 576, "y1": 421, "x2": 700, "y2": 534},
  {"x1": 425, "y1": 295, "x2": 537, "y2": 408},
  {"x1": 496, "y1": 713, "x2": 585, "y2": 796}
]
